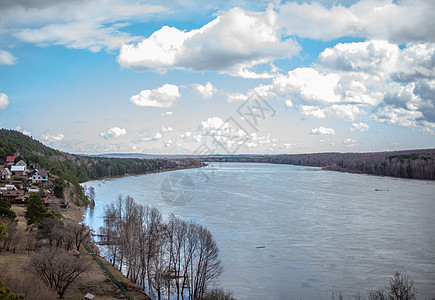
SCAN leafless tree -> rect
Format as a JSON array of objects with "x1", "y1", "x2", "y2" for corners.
[
  {"x1": 27, "y1": 246, "x2": 89, "y2": 298},
  {"x1": 0, "y1": 217, "x2": 21, "y2": 252},
  {"x1": 99, "y1": 196, "x2": 222, "y2": 300}
]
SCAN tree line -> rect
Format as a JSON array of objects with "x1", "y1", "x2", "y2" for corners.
[
  {"x1": 204, "y1": 149, "x2": 435, "y2": 180},
  {"x1": 99, "y1": 195, "x2": 223, "y2": 300}
]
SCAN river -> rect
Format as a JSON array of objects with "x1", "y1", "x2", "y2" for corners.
[{"x1": 83, "y1": 162, "x2": 435, "y2": 299}]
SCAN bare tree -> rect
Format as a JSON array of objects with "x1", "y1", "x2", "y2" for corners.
[
  {"x1": 27, "y1": 246, "x2": 89, "y2": 298},
  {"x1": 65, "y1": 221, "x2": 90, "y2": 251},
  {"x1": 0, "y1": 218, "x2": 21, "y2": 252},
  {"x1": 99, "y1": 196, "x2": 223, "y2": 300}
]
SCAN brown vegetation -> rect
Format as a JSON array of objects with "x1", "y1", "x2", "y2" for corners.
[{"x1": 0, "y1": 203, "x2": 150, "y2": 299}]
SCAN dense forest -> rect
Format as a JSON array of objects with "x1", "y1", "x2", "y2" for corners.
[
  {"x1": 0, "y1": 129, "x2": 192, "y2": 189},
  {"x1": 204, "y1": 149, "x2": 435, "y2": 180}
]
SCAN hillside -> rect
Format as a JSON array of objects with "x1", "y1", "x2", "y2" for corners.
[
  {"x1": 204, "y1": 149, "x2": 435, "y2": 180},
  {"x1": 0, "y1": 129, "x2": 189, "y2": 189}
]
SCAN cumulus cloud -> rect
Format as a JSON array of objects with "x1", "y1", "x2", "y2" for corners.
[
  {"x1": 0, "y1": 93, "x2": 10, "y2": 109},
  {"x1": 300, "y1": 104, "x2": 362, "y2": 121},
  {"x1": 279, "y1": 0, "x2": 435, "y2": 43},
  {"x1": 325, "y1": 104, "x2": 362, "y2": 121},
  {"x1": 272, "y1": 68, "x2": 341, "y2": 103},
  {"x1": 311, "y1": 126, "x2": 335, "y2": 135},
  {"x1": 373, "y1": 106, "x2": 424, "y2": 127},
  {"x1": 198, "y1": 116, "x2": 249, "y2": 153},
  {"x1": 318, "y1": 40, "x2": 399, "y2": 76},
  {"x1": 41, "y1": 133, "x2": 64, "y2": 142},
  {"x1": 0, "y1": 50, "x2": 17, "y2": 65},
  {"x1": 130, "y1": 84, "x2": 180, "y2": 108},
  {"x1": 192, "y1": 82, "x2": 218, "y2": 99},
  {"x1": 351, "y1": 122, "x2": 369, "y2": 132},
  {"x1": 100, "y1": 127, "x2": 127, "y2": 139},
  {"x1": 118, "y1": 7, "x2": 300, "y2": 78},
  {"x1": 300, "y1": 105, "x2": 326, "y2": 119}
]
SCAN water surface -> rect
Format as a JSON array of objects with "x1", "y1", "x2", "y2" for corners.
[{"x1": 83, "y1": 163, "x2": 435, "y2": 299}]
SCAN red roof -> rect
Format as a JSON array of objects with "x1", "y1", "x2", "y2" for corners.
[{"x1": 6, "y1": 156, "x2": 15, "y2": 163}]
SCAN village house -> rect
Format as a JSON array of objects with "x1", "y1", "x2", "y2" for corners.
[
  {"x1": 15, "y1": 160, "x2": 27, "y2": 168},
  {"x1": 31, "y1": 169, "x2": 49, "y2": 183},
  {"x1": 6, "y1": 155, "x2": 15, "y2": 167},
  {"x1": 0, "y1": 190, "x2": 26, "y2": 204},
  {"x1": 10, "y1": 165, "x2": 26, "y2": 176},
  {"x1": 1, "y1": 168, "x2": 11, "y2": 180}
]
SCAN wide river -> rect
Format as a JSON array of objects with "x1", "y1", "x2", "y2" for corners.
[{"x1": 83, "y1": 163, "x2": 435, "y2": 299}]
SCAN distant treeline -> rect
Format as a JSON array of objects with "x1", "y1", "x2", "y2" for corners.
[
  {"x1": 204, "y1": 149, "x2": 435, "y2": 180},
  {"x1": 0, "y1": 130, "x2": 201, "y2": 195}
]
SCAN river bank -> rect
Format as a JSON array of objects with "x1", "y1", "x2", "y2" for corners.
[{"x1": 0, "y1": 201, "x2": 151, "y2": 299}]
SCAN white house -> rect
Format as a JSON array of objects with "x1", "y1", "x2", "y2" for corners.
[
  {"x1": 10, "y1": 165, "x2": 26, "y2": 175},
  {"x1": 31, "y1": 170, "x2": 49, "y2": 183},
  {"x1": 1, "y1": 168, "x2": 11, "y2": 180}
]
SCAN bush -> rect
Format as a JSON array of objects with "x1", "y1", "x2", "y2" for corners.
[
  {"x1": 368, "y1": 272, "x2": 416, "y2": 300},
  {"x1": 0, "y1": 279, "x2": 24, "y2": 300},
  {"x1": 0, "y1": 273, "x2": 56, "y2": 300}
]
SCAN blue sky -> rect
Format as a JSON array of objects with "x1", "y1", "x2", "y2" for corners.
[{"x1": 0, "y1": 0, "x2": 434, "y2": 155}]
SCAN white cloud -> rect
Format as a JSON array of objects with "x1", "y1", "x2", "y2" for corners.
[
  {"x1": 15, "y1": 126, "x2": 31, "y2": 136},
  {"x1": 351, "y1": 122, "x2": 369, "y2": 132},
  {"x1": 153, "y1": 132, "x2": 162, "y2": 140},
  {"x1": 193, "y1": 135, "x2": 202, "y2": 143},
  {"x1": 192, "y1": 82, "x2": 218, "y2": 99},
  {"x1": 318, "y1": 40, "x2": 399, "y2": 76},
  {"x1": 180, "y1": 131, "x2": 192, "y2": 139},
  {"x1": 160, "y1": 111, "x2": 173, "y2": 116},
  {"x1": 325, "y1": 104, "x2": 362, "y2": 121},
  {"x1": 0, "y1": 93, "x2": 10, "y2": 109},
  {"x1": 130, "y1": 84, "x2": 180, "y2": 108},
  {"x1": 0, "y1": 50, "x2": 17, "y2": 65},
  {"x1": 227, "y1": 92, "x2": 249, "y2": 103},
  {"x1": 226, "y1": 84, "x2": 276, "y2": 103},
  {"x1": 272, "y1": 68, "x2": 341, "y2": 103},
  {"x1": 41, "y1": 133, "x2": 64, "y2": 142},
  {"x1": 199, "y1": 117, "x2": 225, "y2": 132},
  {"x1": 311, "y1": 126, "x2": 335, "y2": 135},
  {"x1": 279, "y1": 0, "x2": 435, "y2": 43},
  {"x1": 373, "y1": 106, "x2": 424, "y2": 127},
  {"x1": 300, "y1": 105, "x2": 326, "y2": 119},
  {"x1": 100, "y1": 127, "x2": 127, "y2": 139},
  {"x1": 198, "y1": 116, "x2": 249, "y2": 152},
  {"x1": 118, "y1": 6, "x2": 300, "y2": 78},
  {"x1": 343, "y1": 138, "x2": 358, "y2": 148},
  {"x1": 285, "y1": 99, "x2": 293, "y2": 107},
  {"x1": 300, "y1": 104, "x2": 362, "y2": 121},
  {"x1": 161, "y1": 126, "x2": 173, "y2": 132},
  {"x1": 5, "y1": 1, "x2": 166, "y2": 52}
]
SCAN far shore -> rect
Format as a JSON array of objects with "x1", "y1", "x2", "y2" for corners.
[{"x1": 79, "y1": 163, "x2": 205, "y2": 184}]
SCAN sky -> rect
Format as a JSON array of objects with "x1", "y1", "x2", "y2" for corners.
[{"x1": 0, "y1": 0, "x2": 434, "y2": 155}]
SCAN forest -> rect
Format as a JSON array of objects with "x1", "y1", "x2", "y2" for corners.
[{"x1": 203, "y1": 149, "x2": 435, "y2": 180}]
